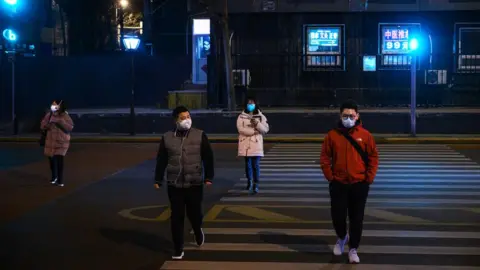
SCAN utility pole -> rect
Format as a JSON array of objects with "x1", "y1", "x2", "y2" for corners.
[
  {"x1": 221, "y1": 0, "x2": 236, "y2": 111},
  {"x1": 143, "y1": 0, "x2": 151, "y2": 53}
]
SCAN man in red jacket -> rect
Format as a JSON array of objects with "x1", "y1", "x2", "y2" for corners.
[{"x1": 320, "y1": 100, "x2": 379, "y2": 264}]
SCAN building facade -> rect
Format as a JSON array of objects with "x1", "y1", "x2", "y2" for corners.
[{"x1": 209, "y1": 0, "x2": 480, "y2": 107}]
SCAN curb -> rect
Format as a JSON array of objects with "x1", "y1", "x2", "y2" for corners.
[{"x1": 1, "y1": 137, "x2": 480, "y2": 144}]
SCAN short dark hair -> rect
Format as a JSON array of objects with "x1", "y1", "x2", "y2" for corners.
[
  {"x1": 340, "y1": 99, "x2": 358, "y2": 113},
  {"x1": 54, "y1": 100, "x2": 67, "y2": 113},
  {"x1": 172, "y1": 105, "x2": 189, "y2": 119}
]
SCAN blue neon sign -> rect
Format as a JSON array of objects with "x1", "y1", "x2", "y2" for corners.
[
  {"x1": 307, "y1": 27, "x2": 340, "y2": 53},
  {"x1": 381, "y1": 25, "x2": 419, "y2": 54},
  {"x1": 2, "y1": 29, "x2": 17, "y2": 41}
]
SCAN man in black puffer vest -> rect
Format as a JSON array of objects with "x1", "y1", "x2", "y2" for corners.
[{"x1": 154, "y1": 106, "x2": 214, "y2": 260}]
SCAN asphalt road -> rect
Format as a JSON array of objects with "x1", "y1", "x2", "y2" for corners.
[{"x1": 0, "y1": 143, "x2": 479, "y2": 270}]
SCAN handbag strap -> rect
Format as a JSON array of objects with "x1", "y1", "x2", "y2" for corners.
[{"x1": 337, "y1": 130, "x2": 369, "y2": 166}]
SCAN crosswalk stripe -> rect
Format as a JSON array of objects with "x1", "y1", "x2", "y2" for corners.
[
  {"x1": 260, "y1": 161, "x2": 478, "y2": 164},
  {"x1": 234, "y1": 183, "x2": 480, "y2": 189},
  {"x1": 261, "y1": 168, "x2": 480, "y2": 172},
  {"x1": 258, "y1": 173, "x2": 480, "y2": 177},
  {"x1": 183, "y1": 243, "x2": 480, "y2": 255},
  {"x1": 241, "y1": 178, "x2": 480, "y2": 183},
  {"x1": 194, "y1": 228, "x2": 480, "y2": 238},
  {"x1": 161, "y1": 262, "x2": 479, "y2": 270},
  {"x1": 160, "y1": 143, "x2": 480, "y2": 269},
  {"x1": 227, "y1": 189, "x2": 480, "y2": 196},
  {"x1": 261, "y1": 164, "x2": 480, "y2": 168},
  {"x1": 220, "y1": 197, "x2": 480, "y2": 204},
  {"x1": 262, "y1": 157, "x2": 473, "y2": 160}
]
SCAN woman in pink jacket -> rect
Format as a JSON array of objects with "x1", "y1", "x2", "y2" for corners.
[
  {"x1": 40, "y1": 100, "x2": 74, "y2": 187},
  {"x1": 237, "y1": 97, "x2": 269, "y2": 194}
]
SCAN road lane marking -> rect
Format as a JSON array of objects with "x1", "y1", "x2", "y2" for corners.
[
  {"x1": 258, "y1": 173, "x2": 480, "y2": 177},
  {"x1": 261, "y1": 168, "x2": 480, "y2": 173},
  {"x1": 227, "y1": 189, "x2": 480, "y2": 196},
  {"x1": 161, "y1": 261, "x2": 480, "y2": 270},
  {"x1": 241, "y1": 178, "x2": 480, "y2": 183},
  {"x1": 183, "y1": 243, "x2": 480, "y2": 255},
  {"x1": 220, "y1": 197, "x2": 480, "y2": 204},
  {"x1": 224, "y1": 206, "x2": 300, "y2": 222},
  {"x1": 261, "y1": 164, "x2": 480, "y2": 168},
  {"x1": 365, "y1": 209, "x2": 431, "y2": 223},
  {"x1": 234, "y1": 183, "x2": 480, "y2": 189},
  {"x1": 193, "y1": 228, "x2": 480, "y2": 238},
  {"x1": 117, "y1": 205, "x2": 170, "y2": 222}
]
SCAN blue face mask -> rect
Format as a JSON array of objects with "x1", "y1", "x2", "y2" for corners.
[{"x1": 246, "y1": 104, "x2": 256, "y2": 112}]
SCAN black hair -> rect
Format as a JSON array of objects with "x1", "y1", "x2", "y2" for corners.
[
  {"x1": 340, "y1": 99, "x2": 358, "y2": 113},
  {"x1": 244, "y1": 95, "x2": 260, "y2": 114},
  {"x1": 52, "y1": 100, "x2": 67, "y2": 114},
  {"x1": 172, "y1": 105, "x2": 189, "y2": 119}
]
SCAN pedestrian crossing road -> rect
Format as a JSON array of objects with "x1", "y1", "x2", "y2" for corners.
[{"x1": 160, "y1": 144, "x2": 480, "y2": 269}]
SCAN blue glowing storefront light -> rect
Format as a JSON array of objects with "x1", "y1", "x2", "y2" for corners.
[{"x1": 381, "y1": 25, "x2": 420, "y2": 54}]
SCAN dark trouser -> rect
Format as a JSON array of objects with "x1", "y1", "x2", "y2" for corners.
[
  {"x1": 329, "y1": 181, "x2": 370, "y2": 249},
  {"x1": 167, "y1": 185, "x2": 204, "y2": 252},
  {"x1": 48, "y1": 155, "x2": 64, "y2": 184},
  {"x1": 245, "y1": 156, "x2": 261, "y2": 186}
]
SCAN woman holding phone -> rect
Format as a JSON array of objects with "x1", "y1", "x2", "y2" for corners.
[
  {"x1": 236, "y1": 96, "x2": 269, "y2": 194},
  {"x1": 40, "y1": 100, "x2": 74, "y2": 187}
]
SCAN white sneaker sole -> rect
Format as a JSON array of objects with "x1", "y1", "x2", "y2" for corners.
[{"x1": 172, "y1": 251, "x2": 184, "y2": 260}]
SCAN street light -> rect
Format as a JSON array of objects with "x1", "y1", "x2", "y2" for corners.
[
  {"x1": 3, "y1": 0, "x2": 17, "y2": 5},
  {"x1": 409, "y1": 37, "x2": 419, "y2": 137},
  {"x1": 122, "y1": 35, "x2": 140, "y2": 135},
  {"x1": 119, "y1": 0, "x2": 128, "y2": 9},
  {"x1": 2, "y1": 28, "x2": 18, "y2": 135}
]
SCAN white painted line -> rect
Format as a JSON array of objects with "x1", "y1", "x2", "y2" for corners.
[
  {"x1": 262, "y1": 157, "x2": 472, "y2": 161},
  {"x1": 260, "y1": 164, "x2": 480, "y2": 168},
  {"x1": 184, "y1": 243, "x2": 480, "y2": 255},
  {"x1": 259, "y1": 173, "x2": 480, "y2": 177},
  {"x1": 196, "y1": 228, "x2": 480, "y2": 239},
  {"x1": 240, "y1": 178, "x2": 480, "y2": 183},
  {"x1": 220, "y1": 197, "x2": 480, "y2": 204},
  {"x1": 268, "y1": 150, "x2": 458, "y2": 153},
  {"x1": 266, "y1": 154, "x2": 464, "y2": 157},
  {"x1": 261, "y1": 169, "x2": 480, "y2": 173},
  {"x1": 161, "y1": 261, "x2": 480, "y2": 270},
  {"x1": 260, "y1": 161, "x2": 478, "y2": 164},
  {"x1": 234, "y1": 183, "x2": 480, "y2": 189},
  {"x1": 228, "y1": 189, "x2": 480, "y2": 196}
]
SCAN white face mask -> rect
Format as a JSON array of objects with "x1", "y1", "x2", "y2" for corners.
[
  {"x1": 342, "y1": 118, "x2": 356, "y2": 128},
  {"x1": 50, "y1": 105, "x2": 59, "y2": 112},
  {"x1": 177, "y1": 119, "x2": 192, "y2": 130}
]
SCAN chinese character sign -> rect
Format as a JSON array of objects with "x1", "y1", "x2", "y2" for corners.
[
  {"x1": 307, "y1": 27, "x2": 341, "y2": 54},
  {"x1": 382, "y1": 26, "x2": 415, "y2": 54}
]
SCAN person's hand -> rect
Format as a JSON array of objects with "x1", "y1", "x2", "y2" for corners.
[
  {"x1": 205, "y1": 179, "x2": 212, "y2": 186},
  {"x1": 154, "y1": 183, "x2": 161, "y2": 189},
  {"x1": 250, "y1": 119, "x2": 258, "y2": 126}
]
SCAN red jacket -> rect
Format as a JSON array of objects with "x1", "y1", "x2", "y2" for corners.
[{"x1": 320, "y1": 122, "x2": 379, "y2": 184}]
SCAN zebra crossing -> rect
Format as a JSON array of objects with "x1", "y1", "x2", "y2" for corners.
[{"x1": 161, "y1": 144, "x2": 480, "y2": 269}]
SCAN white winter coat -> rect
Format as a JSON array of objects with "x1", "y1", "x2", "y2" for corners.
[{"x1": 237, "y1": 111, "x2": 269, "y2": 157}]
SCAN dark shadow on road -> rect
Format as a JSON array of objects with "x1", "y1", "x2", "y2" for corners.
[
  {"x1": 99, "y1": 227, "x2": 171, "y2": 253},
  {"x1": 259, "y1": 231, "x2": 346, "y2": 264}
]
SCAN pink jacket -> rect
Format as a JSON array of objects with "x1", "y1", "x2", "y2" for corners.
[
  {"x1": 237, "y1": 111, "x2": 269, "y2": 157},
  {"x1": 40, "y1": 112, "x2": 74, "y2": 157}
]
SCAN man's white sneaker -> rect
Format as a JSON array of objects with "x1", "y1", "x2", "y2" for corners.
[
  {"x1": 171, "y1": 251, "x2": 184, "y2": 260},
  {"x1": 333, "y1": 235, "x2": 348, "y2": 256},
  {"x1": 349, "y1": 248, "x2": 360, "y2": 264}
]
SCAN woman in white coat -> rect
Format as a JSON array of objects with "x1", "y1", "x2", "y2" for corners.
[{"x1": 237, "y1": 97, "x2": 269, "y2": 194}]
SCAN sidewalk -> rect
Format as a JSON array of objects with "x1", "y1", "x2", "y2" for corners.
[{"x1": 1, "y1": 133, "x2": 480, "y2": 144}]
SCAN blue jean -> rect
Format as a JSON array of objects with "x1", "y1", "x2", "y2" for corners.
[{"x1": 245, "y1": 157, "x2": 261, "y2": 186}]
